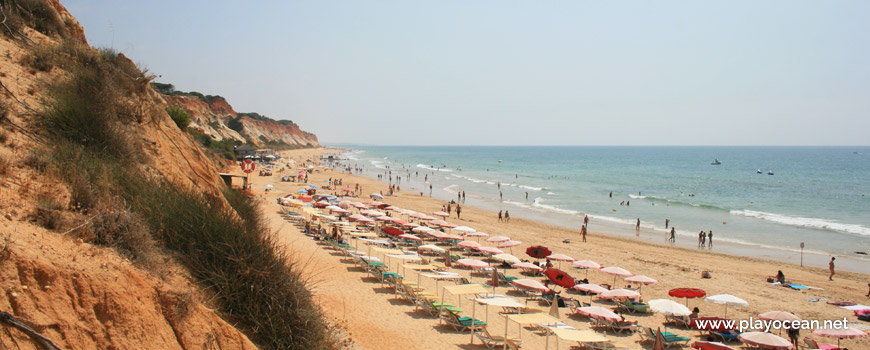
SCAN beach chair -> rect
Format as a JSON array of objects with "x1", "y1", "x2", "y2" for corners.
[
  {"x1": 666, "y1": 314, "x2": 692, "y2": 328},
  {"x1": 418, "y1": 296, "x2": 461, "y2": 317},
  {"x1": 497, "y1": 271, "x2": 519, "y2": 284},
  {"x1": 443, "y1": 309, "x2": 487, "y2": 332},
  {"x1": 643, "y1": 328, "x2": 690, "y2": 348},
  {"x1": 804, "y1": 337, "x2": 841, "y2": 350},
  {"x1": 473, "y1": 325, "x2": 522, "y2": 349},
  {"x1": 604, "y1": 319, "x2": 640, "y2": 334},
  {"x1": 580, "y1": 341, "x2": 630, "y2": 350},
  {"x1": 505, "y1": 339, "x2": 521, "y2": 350},
  {"x1": 619, "y1": 298, "x2": 649, "y2": 313},
  {"x1": 711, "y1": 330, "x2": 741, "y2": 342}
]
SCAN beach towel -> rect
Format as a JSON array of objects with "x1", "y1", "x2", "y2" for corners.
[
  {"x1": 807, "y1": 297, "x2": 828, "y2": 302},
  {"x1": 842, "y1": 304, "x2": 870, "y2": 311},
  {"x1": 788, "y1": 283, "x2": 810, "y2": 290},
  {"x1": 853, "y1": 309, "x2": 870, "y2": 316},
  {"x1": 828, "y1": 301, "x2": 856, "y2": 306}
]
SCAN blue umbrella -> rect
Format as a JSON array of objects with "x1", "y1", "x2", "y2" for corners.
[
  {"x1": 324, "y1": 179, "x2": 331, "y2": 182},
  {"x1": 297, "y1": 190, "x2": 308, "y2": 194},
  {"x1": 308, "y1": 184, "x2": 319, "y2": 189}
]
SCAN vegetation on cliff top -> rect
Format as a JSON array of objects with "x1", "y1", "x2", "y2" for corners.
[{"x1": 21, "y1": 32, "x2": 334, "y2": 350}]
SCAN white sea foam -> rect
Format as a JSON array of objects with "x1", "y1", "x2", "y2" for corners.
[
  {"x1": 731, "y1": 210, "x2": 870, "y2": 236},
  {"x1": 532, "y1": 198, "x2": 580, "y2": 215},
  {"x1": 628, "y1": 194, "x2": 647, "y2": 199},
  {"x1": 547, "y1": 192, "x2": 558, "y2": 195},
  {"x1": 416, "y1": 164, "x2": 454, "y2": 172},
  {"x1": 519, "y1": 185, "x2": 543, "y2": 191},
  {"x1": 444, "y1": 184, "x2": 461, "y2": 194}
]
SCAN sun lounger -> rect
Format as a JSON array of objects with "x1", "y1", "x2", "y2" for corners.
[
  {"x1": 442, "y1": 309, "x2": 486, "y2": 332},
  {"x1": 804, "y1": 337, "x2": 841, "y2": 350},
  {"x1": 617, "y1": 298, "x2": 649, "y2": 313},
  {"x1": 473, "y1": 325, "x2": 522, "y2": 349},
  {"x1": 580, "y1": 341, "x2": 630, "y2": 350},
  {"x1": 666, "y1": 314, "x2": 692, "y2": 328},
  {"x1": 604, "y1": 319, "x2": 640, "y2": 334},
  {"x1": 711, "y1": 330, "x2": 741, "y2": 342},
  {"x1": 643, "y1": 328, "x2": 690, "y2": 347}
]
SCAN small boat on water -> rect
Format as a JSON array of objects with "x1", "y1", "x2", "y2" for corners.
[
  {"x1": 767, "y1": 170, "x2": 774, "y2": 175},
  {"x1": 711, "y1": 159, "x2": 721, "y2": 165}
]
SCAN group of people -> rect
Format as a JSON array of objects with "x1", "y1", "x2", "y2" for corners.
[
  {"x1": 697, "y1": 230, "x2": 713, "y2": 248},
  {"x1": 497, "y1": 210, "x2": 510, "y2": 223}
]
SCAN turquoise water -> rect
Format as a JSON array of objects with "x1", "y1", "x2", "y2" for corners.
[{"x1": 334, "y1": 146, "x2": 870, "y2": 265}]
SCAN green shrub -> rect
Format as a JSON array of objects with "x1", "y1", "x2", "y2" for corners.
[
  {"x1": 167, "y1": 106, "x2": 191, "y2": 130},
  {"x1": 226, "y1": 116, "x2": 244, "y2": 132}
]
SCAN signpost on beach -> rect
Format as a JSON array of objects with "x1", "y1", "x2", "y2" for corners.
[
  {"x1": 801, "y1": 242, "x2": 804, "y2": 267},
  {"x1": 241, "y1": 159, "x2": 256, "y2": 191}
]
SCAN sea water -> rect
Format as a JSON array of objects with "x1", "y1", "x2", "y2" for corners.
[{"x1": 332, "y1": 146, "x2": 870, "y2": 272}]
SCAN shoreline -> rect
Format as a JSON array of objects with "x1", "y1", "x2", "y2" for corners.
[
  {"x1": 252, "y1": 147, "x2": 870, "y2": 350},
  {"x1": 331, "y1": 147, "x2": 870, "y2": 274}
]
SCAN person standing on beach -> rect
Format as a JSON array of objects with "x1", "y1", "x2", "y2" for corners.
[
  {"x1": 665, "y1": 218, "x2": 670, "y2": 229},
  {"x1": 446, "y1": 203, "x2": 451, "y2": 214},
  {"x1": 708, "y1": 231, "x2": 713, "y2": 248},
  {"x1": 829, "y1": 257, "x2": 836, "y2": 281},
  {"x1": 525, "y1": 192, "x2": 529, "y2": 200},
  {"x1": 635, "y1": 218, "x2": 640, "y2": 232},
  {"x1": 584, "y1": 215, "x2": 589, "y2": 227},
  {"x1": 669, "y1": 227, "x2": 676, "y2": 243},
  {"x1": 698, "y1": 231, "x2": 704, "y2": 247},
  {"x1": 456, "y1": 205, "x2": 462, "y2": 219},
  {"x1": 429, "y1": 184, "x2": 433, "y2": 196},
  {"x1": 609, "y1": 191, "x2": 612, "y2": 198},
  {"x1": 499, "y1": 191, "x2": 503, "y2": 201},
  {"x1": 581, "y1": 224, "x2": 587, "y2": 242},
  {"x1": 458, "y1": 193, "x2": 461, "y2": 202},
  {"x1": 498, "y1": 210, "x2": 503, "y2": 222},
  {"x1": 504, "y1": 211, "x2": 510, "y2": 223}
]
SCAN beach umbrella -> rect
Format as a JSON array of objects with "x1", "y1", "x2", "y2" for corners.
[
  {"x1": 576, "y1": 306, "x2": 622, "y2": 322},
  {"x1": 510, "y1": 279, "x2": 550, "y2": 293},
  {"x1": 432, "y1": 211, "x2": 450, "y2": 217},
  {"x1": 487, "y1": 235, "x2": 511, "y2": 243},
  {"x1": 398, "y1": 234, "x2": 421, "y2": 241},
  {"x1": 341, "y1": 187, "x2": 352, "y2": 192},
  {"x1": 465, "y1": 231, "x2": 489, "y2": 238},
  {"x1": 351, "y1": 202, "x2": 367, "y2": 209},
  {"x1": 759, "y1": 311, "x2": 801, "y2": 322},
  {"x1": 426, "y1": 231, "x2": 447, "y2": 239},
  {"x1": 625, "y1": 275, "x2": 658, "y2": 292},
  {"x1": 526, "y1": 245, "x2": 551, "y2": 259},
  {"x1": 458, "y1": 240, "x2": 482, "y2": 249},
  {"x1": 812, "y1": 326, "x2": 868, "y2": 348},
  {"x1": 376, "y1": 215, "x2": 394, "y2": 222},
  {"x1": 544, "y1": 268, "x2": 576, "y2": 289},
  {"x1": 412, "y1": 226, "x2": 434, "y2": 234},
  {"x1": 705, "y1": 294, "x2": 748, "y2": 318},
  {"x1": 453, "y1": 225, "x2": 476, "y2": 233},
  {"x1": 648, "y1": 299, "x2": 692, "y2": 317},
  {"x1": 691, "y1": 341, "x2": 737, "y2": 350},
  {"x1": 457, "y1": 258, "x2": 489, "y2": 269},
  {"x1": 329, "y1": 207, "x2": 350, "y2": 214},
  {"x1": 264, "y1": 184, "x2": 274, "y2": 188},
  {"x1": 382, "y1": 227, "x2": 404, "y2": 237},
  {"x1": 477, "y1": 246, "x2": 504, "y2": 255},
  {"x1": 600, "y1": 266, "x2": 632, "y2": 286},
  {"x1": 573, "y1": 259, "x2": 601, "y2": 278},
  {"x1": 430, "y1": 220, "x2": 456, "y2": 228},
  {"x1": 600, "y1": 288, "x2": 641, "y2": 300},
  {"x1": 511, "y1": 262, "x2": 543, "y2": 273},
  {"x1": 574, "y1": 284, "x2": 609, "y2": 295},
  {"x1": 418, "y1": 244, "x2": 446, "y2": 253},
  {"x1": 738, "y1": 332, "x2": 794, "y2": 350},
  {"x1": 491, "y1": 254, "x2": 521, "y2": 265},
  {"x1": 440, "y1": 234, "x2": 464, "y2": 241},
  {"x1": 547, "y1": 253, "x2": 575, "y2": 262},
  {"x1": 370, "y1": 193, "x2": 383, "y2": 199},
  {"x1": 308, "y1": 184, "x2": 318, "y2": 189},
  {"x1": 669, "y1": 287, "x2": 707, "y2": 306},
  {"x1": 401, "y1": 222, "x2": 420, "y2": 228},
  {"x1": 297, "y1": 189, "x2": 308, "y2": 194},
  {"x1": 497, "y1": 240, "x2": 522, "y2": 254},
  {"x1": 385, "y1": 206, "x2": 401, "y2": 211},
  {"x1": 409, "y1": 212, "x2": 429, "y2": 219},
  {"x1": 337, "y1": 200, "x2": 352, "y2": 209}
]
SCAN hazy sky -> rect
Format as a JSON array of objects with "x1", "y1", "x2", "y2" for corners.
[{"x1": 64, "y1": 1, "x2": 869, "y2": 146}]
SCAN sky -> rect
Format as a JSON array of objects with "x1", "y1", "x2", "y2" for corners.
[{"x1": 63, "y1": 1, "x2": 869, "y2": 146}]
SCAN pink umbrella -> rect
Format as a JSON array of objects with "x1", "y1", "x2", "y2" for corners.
[
  {"x1": 457, "y1": 258, "x2": 489, "y2": 269},
  {"x1": 432, "y1": 211, "x2": 450, "y2": 217},
  {"x1": 486, "y1": 235, "x2": 511, "y2": 243},
  {"x1": 441, "y1": 234, "x2": 464, "y2": 240},
  {"x1": 426, "y1": 231, "x2": 447, "y2": 239},
  {"x1": 576, "y1": 306, "x2": 623, "y2": 322},
  {"x1": 476, "y1": 246, "x2": 504, "y2": 255},
  {"x1": 402, "y1": 222, "x2": 420, "y2": 228},
  {"x1": 375, "y1": 216, "x2": 393, "y2": 222},
  {"x1": 465, "y1": 231, "x2": 490, "y2": 238},
  {"x1": 812, "y1": 326, "x2": 868, "y2": 348},
  {"x1": 351, "y1": 202, "x2": 367, "y2": 209},
  {"x1": 409, "y1": 212, "x2": 429, "y2": 219},
  {"x1": 573, "y1": 259, "x2": 602, "y2": 278},
  {"x1": 600, "y1": 266, "x2": 633, "y2": 286},
  {"x1": 498, "y1": 240, "x2": 522, "y2": 248},
  {"x1": 458, "y1": 240, "x2": 482, "y2": 249},
  {"x1": 625, "y1": 275, "x2": 658, "y2": 292},
  {"x1": 337, "y1": 200, "x2": 352, "y2": 209},
  {"x1": 386, "y1": 206, "x2": 401, "y2": 211},
  {"x1": 738, "y1": 332, "x2": 794, "y2": 350},
  {"x1": 511, "y1": 279, "x2": 550, "y2": 293},
  {"x1": 512, "y1": 262, "x2": 543, "y2": 272},
  {"x1": 599, "y1": 288, "x2": 641, "y2": 300},
  {"x1": 547, "y1": 253, "x2": 575, "y2": 262},
  {"x1": 758, "y1": 311, "x2": 801, "y2": 322},
  {"x1": 574, "y1": 284, "x2": 609, "y2": 294},
  {"x1": 329, "y1": 208, "x2": 350, "y2": 214},
  {"x1": 430, "y1": 220, "x2": 456, "y2": 228},
  {"x1": 398, "y1": 234, "x2": 421, "y2": 241}
]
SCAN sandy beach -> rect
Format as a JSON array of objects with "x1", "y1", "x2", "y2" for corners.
[{"x1": 247, "y1": 148, "x2": 870, "y2": 350}]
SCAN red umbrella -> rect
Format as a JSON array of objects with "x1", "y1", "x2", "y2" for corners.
[
  {"x1": 341, "y1": 187, "x2": 352, "y2": 192},
  {"x1": 526, "y1": 245, "x2": 552, "y2": 259},
  {"x1": 545, "y1": 268, "x2": 576, "y2": 288},
  {"x1": 690, "y1": 317, "x2": 734, "y2": 331},
  {"x1": 383, "y1": 227, "x2": 404, "y2": 236},
  {"x1": 691, "y1": 341, "x2": 737, "y2": 350},
  {"x1": 669, "y1": 287, "x2": 707, "y2": 306}
]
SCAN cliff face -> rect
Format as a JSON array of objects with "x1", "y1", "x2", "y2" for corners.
[
  {"x1": 163, "y1": 94, "x2": 319, "y2": 148},
  {"x1": 0, "y1": 2, "x2": 258, "y2": 349}
]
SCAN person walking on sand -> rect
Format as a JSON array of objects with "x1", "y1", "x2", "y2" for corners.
[
  {"x1": 498, "y1": 210, "x2": 503, "y2": 222},
  {"x1": 456, "y1": 205, "x2": 462, "y2": 219},
  {"x1": 708, "y1": 231, "x2": 713, "y2": 248},
  {"x1": 584, "y1": 215, "x2": 589, "y2": 227},
  {"x1": 581, "y1": 224, "x2": 587, "y2": 242},
  {"x1": 665, "y1": 218, "x2": 669, "y2": 229},
  {"x1": 829, "y1": 257, "x2": 836, "y2": 281},
  {"x1": 669, "y1": 227, "x2": 676, "y2": 243},
  {"x1": 504, "y1": 211, "x2": 510, "y2": 223}
]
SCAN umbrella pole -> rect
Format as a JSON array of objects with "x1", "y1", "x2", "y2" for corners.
[
  {"x1": 724, "y1": 304, "x2": 728, "y2": 318},
  {"x1": 546, "y1": 330, "x2": 550, "y2": 350},
  {"x1": 503, "y1": 314, "x2": 509, "y2": 350},
  {"x1": 470, "y1": 302, "x2": 476, "y2": 344}
]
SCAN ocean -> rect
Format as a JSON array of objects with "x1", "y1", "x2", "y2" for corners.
[{"x1": 331, "y1": 146, "x2": 870, "y2": 272}]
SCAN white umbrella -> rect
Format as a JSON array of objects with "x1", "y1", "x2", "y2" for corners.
[
  {"x1": 648, "y1": 299, "x2": 692, "y2": 316},
  {"x1": 418, "y1": 244, "x2": 446, "y2": 253},
  {"x1": 412, "y1": 226, "x2": 435, "y2": 234},
  {"x1": 599, "y1": 288, "x2": 641, "y2": 300},
  {"x1": 705, "y1": 294, "x2": 748, "y2": 318},
  {"x1": 453, "y1": 226, "x2": 476, "y2": 233},
  {"x1": 486, "y1": 236, "x2": 511, "y2": 243},
  {"x1": 491, "y1": 254, "x2": 521, "y2": 265}
]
